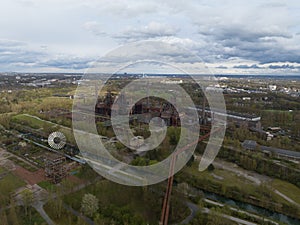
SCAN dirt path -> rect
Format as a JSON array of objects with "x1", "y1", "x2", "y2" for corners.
[
  {"x1": 212, "y1": 159, "x2": 269, "y2": 185},
  {"x1": 13, "y1": 166, "x2": 45, "y2": 185},
  {"x1": 0, "y1": 148, "x2": 45, "y2": 185}
]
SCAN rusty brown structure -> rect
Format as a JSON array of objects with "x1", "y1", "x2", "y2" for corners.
[{"x1": 45, "y1": 155, "x2": 68, "y2": 184}]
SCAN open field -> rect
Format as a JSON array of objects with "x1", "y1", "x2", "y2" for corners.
[
  {"x1": 12, "y1": 113, "x2": 75, "y2": 144},
  {"x1": 179, "y1": 162, "x2": 296, "y2": 211},
  {"x1": 0, "y1": 166, "x2": 26, "y2": 206},
  {"x1": 271, "y1": 179, "x2": 300, "y2": 205},
  {"x1": 13, "y1": 114, "x2": 47, "y2": 129}
]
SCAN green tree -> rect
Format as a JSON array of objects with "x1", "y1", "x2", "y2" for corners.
[
  {"x1": 8, "y1": 200, "x2": 19, "y2": 225},
  {"x1": 48, "y1": 191, "x2": 63, "y2": 219},
  {"x1": 21, "y1": 189, "x2": 34, "y2": 221},
  {"x1": 0, "y1": 211, "x2": 8, "y2": 225},
  {"x1": 207, "y1": 208, "x2": 223, "y2": 225},
  {"x1": 94, "y1": 213, "x2": 105, "y2": 225}
]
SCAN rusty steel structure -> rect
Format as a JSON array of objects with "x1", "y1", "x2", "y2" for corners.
[
  {"x1": 45, "y1": 155, "x2": 68, "y2": 184},
  {"x1": 160, "y1": 127, "x2": 218, "y2": 225}
]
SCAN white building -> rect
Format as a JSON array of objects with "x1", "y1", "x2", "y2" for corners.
[{"x1": 269, "y1": 85, "x2": 277, "y2": 91}]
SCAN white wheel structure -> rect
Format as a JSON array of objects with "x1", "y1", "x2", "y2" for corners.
[{"x1": 48, "y1": 132, "x2": 66, "y2": 150}]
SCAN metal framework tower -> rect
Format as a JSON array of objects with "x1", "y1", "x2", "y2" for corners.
[
  {"x1": 160, "y1": 127, "x2": 218, "y2": 225},
  {"x1": 45, "y1": 156, "x2": 68, "y2": 184}
]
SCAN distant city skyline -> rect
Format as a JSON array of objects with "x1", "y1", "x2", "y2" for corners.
[{"x1": 0, "y1": 0, "x2": 300, "y2": 74}]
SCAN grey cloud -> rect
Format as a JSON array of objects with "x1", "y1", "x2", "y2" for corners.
[
  {"x1": 103, "y1": 40, "x2": 201, "y2": 64},
  {"x1": 114, "y1": 22, "x2": 179, "y2": 42},
  {"x1": 185, "y1": 1, "x2": 300, "y2": 65},
  {"x1": 200, "y1": 25, "x2": 292, "y2": 42},
  {"x1": 0, "y1": 40, "x2": 46, "y2": 65},
  {"x1": 198, "y1": 27, "x2": 300, "y2": 64},
  {"x1": 216, "y1": 66, "x2": 228, "y2": 69},
  {"x1": 40, "y1": 57, "x2": 93, "y2": 70},
  {"x1": 268, "y1": 64, "x2": 297, "y2": 69},
  {"x1": 233, "y1": 64, "x2": 263, "y2": 69},
  {"x1": 0, "y1": 39, "x2": 92, "y2": 71}
]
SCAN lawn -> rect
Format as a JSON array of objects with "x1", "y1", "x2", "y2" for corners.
[
  {"x1": 0, "y1": 169, "x2": 26, "y2": 206},
  {"x1": 183, "y1": 163, "x2": 255, "y2": 190},
  {"x1": 37, "y1": 180, "x2": 56, "y2": 192},
  {"x1": 0, "y1": 166, "x2": 5, "y2": 174},
  {"x1": 12, "y1": 113, "x2": 76, "y2": 145},
  {"x1": 38, "y1": 177, "x2": 82, "y2": 193},
  {"x1": 271, "y1": 179, "x2": 300, "y2": 205},
  {"x1": 12, "y1": 114, "x2": 46, "y2": 129},
  {"x1": 180, "y1": 162, "x2": 292, "y2": 207},
  {"x1": 36, "y1": 97, "x2": 73, "y2": 112}
]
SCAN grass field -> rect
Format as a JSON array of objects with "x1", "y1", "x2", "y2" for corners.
[
  {"x1": 0, "y1": 167, "x2": 26, "y2": 206},
  {"x1": 183, "y1": 163, "x2": 255, "y2": 190},
  {"x1": 12, "y1": 113, "x2": 76, "y2": 145},
  {"x1": 181, "y1": 163, "x2": 291, "y2": 206},
  {"x1": 0, "y1": 166, "x2": 5, "y2": 174},
  {"x1": 12, "y1": 114, "x2": 46, "y2": 129},
  {"x1": 271, "y1": 179, "x2": 300, "y2": 205},
  {"x1": 37, "y1": 180, "x2": 56, "y2": 192},
  {"x1": 36, "y1": 97, "x2": 73, "y2": 111}
]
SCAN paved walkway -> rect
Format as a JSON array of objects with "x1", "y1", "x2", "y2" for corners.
[
  {"x1": 63, "y1": 204, "x2": 94, "y2": 225},
  {"x1": 274, "y1": 189, "x2": 300, "y2": 208},
  {"x1": 177, "y1": 201, "x2": 199, "y2": 224},
  {"x1": 33, "y1": 202, "x2": 55, "y2": 225},
  {"x1": 196, "y1": 153, "x2": 300, "y2": 210}
]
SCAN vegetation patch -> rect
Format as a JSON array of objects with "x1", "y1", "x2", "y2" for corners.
[
  {"x1": 271, "y1": 179, "x2": 300, "y2": 205},
  {"x1": 0, "y1": 172, "x2": 26, "y2": 206}
]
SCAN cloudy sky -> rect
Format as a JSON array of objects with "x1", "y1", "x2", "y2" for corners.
[{"x1": 1, "y1": 0, "x2": 300, "y2": 74}]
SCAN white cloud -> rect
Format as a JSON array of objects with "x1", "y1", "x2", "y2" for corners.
[
  {"x1": 0, "y1": 0, "x2": 300, "y2": 74},
  {"x1": 83, "y1": 21, "x2": 106, "y2": 36}
]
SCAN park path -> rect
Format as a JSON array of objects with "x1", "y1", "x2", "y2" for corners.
[
  {"x1": 196, "y1": 153, "x2": 300, "y2": 210},
  {"x1": 63, "y1": 204, "x2": 94, "y2": 225},
  {"x1": 273, "y1": 189, "x2": 300, "y2": 208},
  {"x1": 177, "y1": 201, "x2": 199, "y2": 224},
  {"x1": 177, "y1": 201, "x2": 261, "y2": 225},
  {"x1": 33, "y1": 201, "x2": 55, "y2": 225}
]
